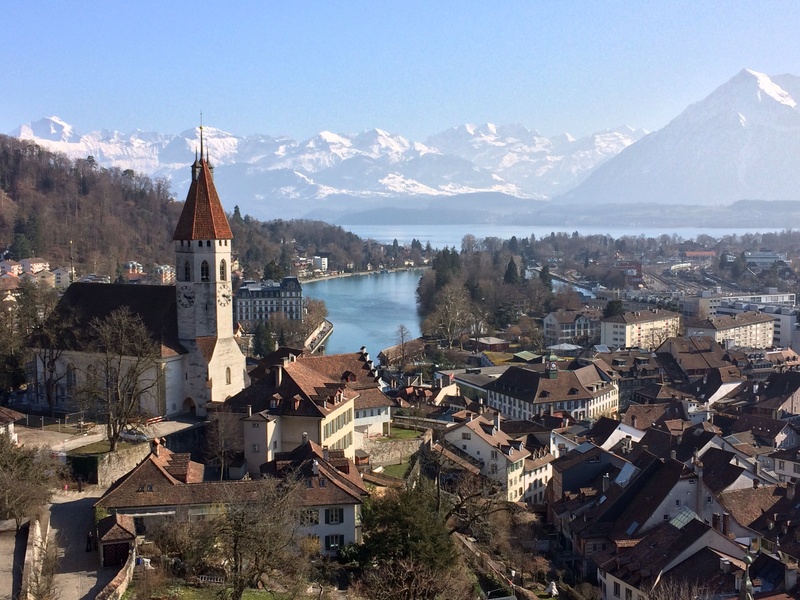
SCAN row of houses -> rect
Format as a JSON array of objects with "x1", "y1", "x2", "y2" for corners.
[{"x1": 544, "y1": 306, "x2": 784, "y2": 351}]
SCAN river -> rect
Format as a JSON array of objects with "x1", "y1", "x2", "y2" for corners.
[{"x1": 303, "y1": 270, "x2": 424, "y2": 356}]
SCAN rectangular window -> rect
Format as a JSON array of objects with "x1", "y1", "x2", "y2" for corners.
[
  {"x1": 325, "y1": 507, "x2": 344, "y2": 525},
  {"x1": 614, "y1": 581, "x2": 620, "y2": 597},
  {"x1": 462, "y1": 432, "x2": 471, "y2": 440},
  {"x1": 625, "y1": 589, "x2": 632, "y2": 600},
  {"x1": 324, "y1": 534, "x2": 344, "y2": 551},
  {"x1": 252, "y1": 444, "x2": 260, "y2": 453}
]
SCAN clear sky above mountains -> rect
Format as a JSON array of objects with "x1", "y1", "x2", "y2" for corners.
[{"x1": 4, "y1": 1, "x2": 800, "y2": 140}]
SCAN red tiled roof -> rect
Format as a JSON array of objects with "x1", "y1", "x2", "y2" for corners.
[{"x1": 172, "y1": 159, "x2": 233, "y2": 241}]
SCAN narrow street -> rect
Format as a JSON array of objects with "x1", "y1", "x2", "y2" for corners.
[{"x1": 49, "y1": 488, "x2": 118, "y2": 600}]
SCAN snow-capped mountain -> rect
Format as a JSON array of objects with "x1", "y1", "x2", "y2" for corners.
[
  {"x1": 560, "y1": 69, "x2": 800, "y2": 205},
  {"x1": 10, "y1": 116, "x2": 643, "y2": 219}
]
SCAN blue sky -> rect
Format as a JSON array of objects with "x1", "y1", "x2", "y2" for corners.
[{"x1": 3, "y1": 1, "x2": 800, "y2": 140}]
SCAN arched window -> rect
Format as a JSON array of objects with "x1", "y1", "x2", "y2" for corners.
[
  {"x1": 220, "y1": 259, "x2": 227, "y2": 281},
  {"x1": 184, "y1": 261, "x2": 191, "y2": 281},
  {"x1": 201, "y1": 261, "x2": 210, "y2": 282},
  {"x1": 226, "y1": 367, "x2": 231, "y2": 385}
]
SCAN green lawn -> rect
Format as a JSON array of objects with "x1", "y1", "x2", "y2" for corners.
[
  {"x1": 381, "y1": 462, "x2": 410, "y2": 478},
  {"x1": 377, "y1": 426, "x2": 422, "y2": 442},
  {"x1": 67, "y1": 440, "x2": 135, "y2": 455}
]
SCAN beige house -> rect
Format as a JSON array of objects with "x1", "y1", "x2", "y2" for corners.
[
  {"x1": 600, "y1": 309, "x2": 681, "y2": 350},
  {"x1": 442, "y1": 413, "x2": 530, "y2": 502},
  {"x1": 685, "y1": 311, "x2": 775, "y2": 349}
]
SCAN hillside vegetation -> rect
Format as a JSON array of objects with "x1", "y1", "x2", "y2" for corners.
[{"x1": 0, "y1": 134, "x2": 384, "y2": 277}]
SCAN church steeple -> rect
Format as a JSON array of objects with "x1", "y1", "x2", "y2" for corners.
[{"x1": 172, "y1": 125, "x2": 232, "y2": 241}]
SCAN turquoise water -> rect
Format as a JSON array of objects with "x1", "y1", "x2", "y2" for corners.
[{"x1": 303, "y1": 270, "x2": 424, "y2": 356}]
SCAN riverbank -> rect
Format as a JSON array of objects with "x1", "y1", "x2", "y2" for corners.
[{"x1": 298, "y1": 265, "x2": 428, "y2": 284}]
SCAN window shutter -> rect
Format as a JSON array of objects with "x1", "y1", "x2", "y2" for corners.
[{"x1": 325, "y1": 509, "x2": 330, "y2": 524}]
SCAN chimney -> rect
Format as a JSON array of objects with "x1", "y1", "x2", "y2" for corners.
[
  {"x1": 712, "y1": 513, "x2": 721, "y2": 532},
  {"x1": 789, "y1": 478, "x2": 797, "y2": 501},
  {"x1": 786, "y1": 563, "x2": 798, "y2": 592},
  {"x1": 722, "y1": 512, "x2": 730, "y2": 536},
  {"x1": 494, "y1": 411, "x2": 501, "y2": 432},
  {"x1": 631, "y1": 414, "x2": 638, "y2": 429},
  {"x1": 323, "y1": 446, "x2": 330, "y2": 462},
  {"x1": 275, "y1": 364, "x2": 283, "y2": 387},
  {"x1": 312, "y1": 459, "x2": 319, "y2": 476},
  {"x1": 602, "y1": 473, "x2": 610, "y2": 493},
  {"x1": 670, "y1": 450, "x2": 677, "y2": 460},
  {"x1": 151, "y1": 437, "x2": 160, "y2": 457},
  {"x1": 302, "y1": 431, "x2": 308, "y2": 445},
  {"x1": 754, "y1": 479, "x2": 761, "y2": 488},
  {"x1": 247, "y1": 404, "x2": 252, "y2": 417},
  {"x1": 720, "y1": 558, "x2": 731, "y2": 574}
]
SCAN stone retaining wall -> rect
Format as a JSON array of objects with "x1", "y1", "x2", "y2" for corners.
[
  {"x1": 97, "y1": 443, "x2": 151, "y2": 488},
  {"x1": 96, "y1": 547, "x2": 136, "y2": 600},
  {"x1": 19, "y1": 507, "x2": 51, "y2": 600},
  {"x1": 363, "y1": 428, "x2": 431, "y2": 466}
]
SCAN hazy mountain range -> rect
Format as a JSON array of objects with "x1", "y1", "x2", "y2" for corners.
[{"x1": 10, "y1": 69, "x2": 800, "y2": 225}]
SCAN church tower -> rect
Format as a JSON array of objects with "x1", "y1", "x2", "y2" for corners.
[{"x1": 172, "y1": 129, "x2": 246, "y2": 415}]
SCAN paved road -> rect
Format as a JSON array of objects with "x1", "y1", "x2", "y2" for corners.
[{"x1": 50, "y1": 488, "x2": 118, "y2": 600}]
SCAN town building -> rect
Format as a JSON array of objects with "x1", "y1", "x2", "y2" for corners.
[
  {"x1": 685, "y1": 311, "x2": 775, "y2": 349},
  {"x1": 441, "y1": 413, "x2": 530, "y2": 502},
  {"x1": 542, "y1": 309, "x2": 601, "y2": 347},
  {"x1": 680, "y1": 288, "x2": 795, "y2": 319},
  {"x1": 234, "y1": 277, "x2": 304, "y2": 329},
  {"x1": 715, "y1": 301, "x2": 800, "y2": 348},
  {"x1": 94, "y1": 438, "x2": 367, "y2": 557},
  {"x1": 600, "y1": 309, "x2": 681, "y2": 350},
  {"x1": 485, "y1": 360, "x2": 619, "y2": 421}
]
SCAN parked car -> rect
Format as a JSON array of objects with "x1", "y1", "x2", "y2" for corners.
[{"x1": 120, "y1": 428, "x2": 149, "y2": 443}]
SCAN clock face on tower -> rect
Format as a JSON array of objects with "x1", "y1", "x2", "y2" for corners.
[
  {"x1": 218, "y1": 283, "x2": 232, "y2": 307},
  {"x1": 178, "y1": 285, "x2": 195, "y2": 308}
]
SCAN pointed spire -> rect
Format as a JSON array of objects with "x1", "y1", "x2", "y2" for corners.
[{"x1": 173, "y1": 117, "x2": 232, "y2": 241}]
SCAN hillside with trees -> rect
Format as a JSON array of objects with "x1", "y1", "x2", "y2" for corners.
[{"x1": 0, "y1": 134, "x2": 424, "y2": 278}]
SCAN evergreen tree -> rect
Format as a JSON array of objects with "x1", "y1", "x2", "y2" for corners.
[
  {"x1": 603, "y1": 299, "x2": 626, "y2": 318},
  {"x1": 503, "y1": 257, "x2": 520, "y2": 285},
  {"x1": 539, "y1": 265, "x2": 553, "y2": 291}
]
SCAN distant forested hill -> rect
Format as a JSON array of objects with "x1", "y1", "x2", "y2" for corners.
[{"x1": 0, "y1": 135, "x2": 376, "y2": 277}]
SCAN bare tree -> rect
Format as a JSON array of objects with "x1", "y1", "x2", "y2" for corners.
[
  {"x1": 211, "y1": 477, "x2": 305, "y2": 600},
  {"x1": 78, "y1": 307, "x2": 161, "y2": 451},
  {"x1": 427, "y1": 283, "x2": 472, "y2": 349},
  {"x1": 396, "y1": 324, "x2": 410, "y2": 367},
  {"x1": 205, "y1": 406, "x2": 242, "y2": 481},
  {"x1": 0, "y1": 435, "x2": 66, "y2": 530}
]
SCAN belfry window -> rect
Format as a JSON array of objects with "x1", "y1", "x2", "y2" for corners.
[
  {"x1": 184, "y1": 261, "x2": 191, "y2": 281},
  {"x1": 220, "y1": 259, "x2": 227, "y2": 281},
  {"x1": 226, "y1": 367, "x2": 231, "y2": 385},
  {"x1": 201, "y1": 261, "x2": 210, "y2": 282}
]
